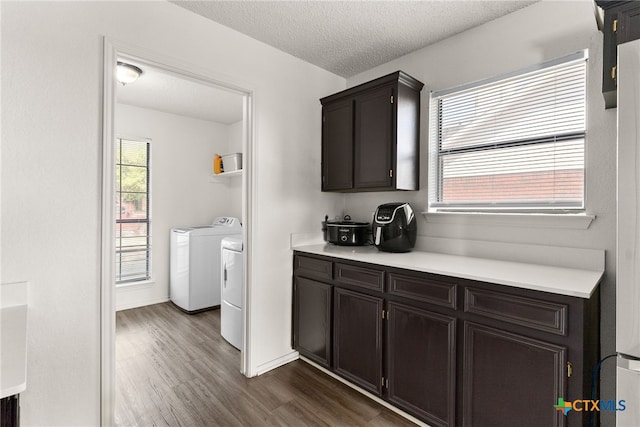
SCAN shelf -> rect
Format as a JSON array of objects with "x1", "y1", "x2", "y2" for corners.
[{"x1": 210, "y1": 169, "x2": 242, "y2": 182}]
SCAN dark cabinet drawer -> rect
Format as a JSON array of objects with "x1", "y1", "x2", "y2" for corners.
[
  {"x1": 464, "y1": 287, "x2": 567, "y2": 336},
  {"x1": 335, "y1": 262, "x2": 385, "y2": 292},
  {"x1": 294, "y1": 255, "x2": 332, "y2": 281},
  {"x1": 388, "y1": 272, "x2": 457, "y2": 309}
]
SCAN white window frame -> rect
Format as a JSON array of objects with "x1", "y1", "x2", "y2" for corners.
[
  {"x1": 115, "y1": 137, "x2": 152, "y2": 285},
  {"x1": 428, "y1": 51, "x2": 588, "y2": 214}
]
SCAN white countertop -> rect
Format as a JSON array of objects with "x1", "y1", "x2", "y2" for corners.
[
  {"x1": 1, "y1": 282, "x2": 28, "y2": 398},
  {"x1": 292, "y1": 244, "x2": 603, "y2": 299}
]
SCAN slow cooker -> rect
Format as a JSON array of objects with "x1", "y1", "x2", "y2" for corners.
[{"x1": 322, "y1": 215, "x2": 371, "y2": 246}]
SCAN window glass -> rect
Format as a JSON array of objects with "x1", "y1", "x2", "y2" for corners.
[
  {"x1": 116, "y1": 138, "x2": 151, "y2": 283},
  {"x1": 429, "y1": 52, "x2": 587, "y2": 211}
]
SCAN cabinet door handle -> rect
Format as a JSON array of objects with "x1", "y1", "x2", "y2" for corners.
[
  {"x1": 613, "y1": 18, "x2": 618, "y2": 33},
  {"x1": 612, "y1": 66, "x2": 617, "y2": 81}
]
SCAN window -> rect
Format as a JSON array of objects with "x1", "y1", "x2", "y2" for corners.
[
  {"x1": 116, "y1": 138, "x2": 151, "y2": 284},
  {"x1": 429, "y1": 51, "x2": 587, "y2": 212}
]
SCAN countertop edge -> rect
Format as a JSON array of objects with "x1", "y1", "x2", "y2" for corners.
[{"x1": 292, "y1": 244, "x2": 603, "y2": 299}]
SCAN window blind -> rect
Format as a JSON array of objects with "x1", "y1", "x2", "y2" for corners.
[
  {"x1": 430, "y1": 52, "x2": 587, "y2": 211},
  {"x1": 116, "y1": 138, "x2": 151, "y2": 284}
]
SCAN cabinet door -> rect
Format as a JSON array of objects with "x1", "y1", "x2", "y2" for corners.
[
  {"x1": 333, "y1": 288, "x2": 383, "y2": 395},
  {"x1": 617, "y1": 3, "x2": 640, "y2": 45},
  {"x1": 462, "y1": 322, "x2": 566, "y2": 427},
  {"x1": 293, "y1": 277, "x2": 332, "y2": 368},
  {"x1": 322, "y1": 99, "x2": 353, "y2": 191},
  {"x1": 354, "y1": 85, "x2": 394, "y2": 190},
  {"x1": 387, "y1": 302, "x2": 456, "y2": 427}
]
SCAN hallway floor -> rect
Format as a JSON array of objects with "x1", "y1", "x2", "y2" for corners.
[{"x1": 115, "y1": 302, "x2": 416, "y2": 426}]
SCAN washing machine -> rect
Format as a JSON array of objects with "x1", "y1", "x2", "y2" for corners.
[
  {"x1": 221, "y1": 236, "x2": 243, "y2": 350},
  {"x1": 170, "y1": 217, "x2": 241, "y2": 313}
]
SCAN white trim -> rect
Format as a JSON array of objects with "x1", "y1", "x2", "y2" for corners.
[
  {"x1": 100, "y1": 37, "x2": 256, "y2": 423},
  {"x1": 115, "y1": 279, "x2": 155, "y2": 289},
  {"x1": 100, "y1": 37, "x2": 117, "y2": 427},
  {"x1": 241, "y1": 89, "x2": 255, "y2": 377},
  {"x1": 255, "y1": 350, "x2": 300, "y2": 376},
  {"x1": 115, "y1": 297, "x2": 169, "y2": 312},
  {"x1": 423, "y1": 211, "x2": 595, "y2": 230}
]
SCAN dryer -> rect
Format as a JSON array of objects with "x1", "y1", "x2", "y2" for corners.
[
  {"x1": 221, "y1": 236, "x2": 243, "y2": 350},
  {"x1": 170, "y1": 217, "x2": 241, "y2": 313}
]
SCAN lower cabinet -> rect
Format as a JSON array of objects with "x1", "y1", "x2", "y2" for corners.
[
  {"x1": 333, "y1": 288, "x2": 383, "y2": 395},
  {"x1": 387, "y1": 302, "x2": 456, "y2": 427},
  {"x1": 462, "y1": 322, "x2": 566, "y2": 427},
  {"x1": 292, "y1": 253, "x2": 599, "y2": 427},
  {"x1": 1, "y1": 395, "x2": 19, "y2": 427},
  {"x1": 292, "y1": 277, "x2": 332, "y2": 368}
]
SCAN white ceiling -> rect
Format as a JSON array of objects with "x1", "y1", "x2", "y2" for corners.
[
  {"x1": 171, "y1": 0, "x2": 540, "y2": 78},
  {"x1": 116, "y1": 61, "x2": 244, "y2": 124},
  {"x1": 118, "y1": 0, "x2": 540, "y2": 124}
]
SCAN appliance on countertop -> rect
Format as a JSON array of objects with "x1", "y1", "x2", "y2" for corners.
[
  {"x1": 322, "y1": 215, "x2": 371, "y2": 246},
  {"x1": 169, "y1": 217, "x2": 242, "y2": 313},
  {"x1": 372, "y1": 203, "x2": 417, "y2": 253}
]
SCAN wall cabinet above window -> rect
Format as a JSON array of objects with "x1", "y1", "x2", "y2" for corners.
[{"x1": 320, "y1": 71, "x2": 424, "y2": 192}]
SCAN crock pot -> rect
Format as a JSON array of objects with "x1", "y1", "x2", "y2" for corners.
[{"x1": 322, "y1": 215, "x2": 371, "y2": 246}]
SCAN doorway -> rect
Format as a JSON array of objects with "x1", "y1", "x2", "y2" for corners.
[{"x1": 101, "y1": 38, "x2": 254, "y2": 426}]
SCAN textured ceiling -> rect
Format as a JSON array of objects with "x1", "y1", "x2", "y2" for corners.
[
  {"x1": 171, "y1": 0, "x2": 540, "y2": 78},
  {"x1": 118, "y1": 0, "x2": 541, "y2": 123}
]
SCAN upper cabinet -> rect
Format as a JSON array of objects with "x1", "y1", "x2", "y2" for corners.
[
  {"x1": 597, "y1": 1, "x2": 640, "y2": 108},
  {"x1": 320, "y1": 71, "x2": 424, "y2": 192}
]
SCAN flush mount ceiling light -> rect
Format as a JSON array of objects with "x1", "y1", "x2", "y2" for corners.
[{"x1": 116, "y1": 61, "x2": 143, "y2": 85}]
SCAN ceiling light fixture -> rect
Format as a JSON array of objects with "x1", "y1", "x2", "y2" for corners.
[{"x1": 116, "y1": 61, "x2": 143, "y2": 85}]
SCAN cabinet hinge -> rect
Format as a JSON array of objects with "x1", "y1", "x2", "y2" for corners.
[
  {"x1": 613, "y1": 18, "x2": 618, "y2": 33},
  {"x1": 612, "y1": 66, "x2": 617, "y2": 81},
  {"x1": 390, "y1": 95, "x2": 394, "y2": 104},
  {"x1": 567, "y1": 361, "x2": 573, "y2": 378}
]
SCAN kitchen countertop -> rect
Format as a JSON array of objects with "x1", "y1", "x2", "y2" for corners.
[
  {"x1": 293, "y1": 244, "x2": 603, "y2": 299},
  {"x1": 1, "y1": 282, "x2": 28, "y2": 399}
]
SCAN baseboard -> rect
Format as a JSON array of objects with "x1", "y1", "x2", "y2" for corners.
[
  {"x1": 254, "y1": 350, "x2": 300, "y2": 376},
  {"x1": 115, "y1": 297, "x2": 170, "y2": 312}
]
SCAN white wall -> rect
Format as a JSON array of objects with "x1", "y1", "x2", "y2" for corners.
[
  {"x1": 226, "y1": 120, "x2": 243, "y2": 216},
  {"x1": 343, "y1": 1, "x2": 618, "y2": 425},
  {"x1": 114, "y1": 103, "x2": 243, "y2": 310},
  {"x1": 1, "y1": 1, "x2": 344, "y2": 425}
]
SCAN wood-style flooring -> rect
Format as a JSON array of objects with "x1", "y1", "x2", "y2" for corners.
[{"x1": 115, "y1": 302, "x2": 416, "y2": 426}]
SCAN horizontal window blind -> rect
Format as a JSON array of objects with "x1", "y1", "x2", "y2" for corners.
[
  {"x1": 430, "y1": 52, "x2": 587, "y2": 211},
  {"x1": 116, "y1": 138, "x2": 151, "y2": 284}
]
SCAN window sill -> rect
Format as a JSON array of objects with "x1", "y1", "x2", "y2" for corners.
[
  {"x1": 422, "y1": 211, "x2": 595, "y2": 230},
  {"x1": 116, "y1": 279, "x2": 155, "y2": 289}
]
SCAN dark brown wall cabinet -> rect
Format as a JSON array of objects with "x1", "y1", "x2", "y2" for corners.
[
  {"x1": 292, "y1": 252, "x2": 600, "y2": 427},
  {"x1": 320, "y1": 71, "x2": 424, "y2": 192},
  {"x1": 597, "y1": 1, "x2": 640, "y2": 108}
]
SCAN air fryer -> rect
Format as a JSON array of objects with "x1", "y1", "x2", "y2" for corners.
[{"x1": 372, "y1": 203, "x2": 417, "y2": 253}]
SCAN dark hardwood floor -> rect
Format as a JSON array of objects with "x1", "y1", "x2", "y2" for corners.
[{"x1": 115, "y1": 302, "x2": 416, "y2": 426}]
